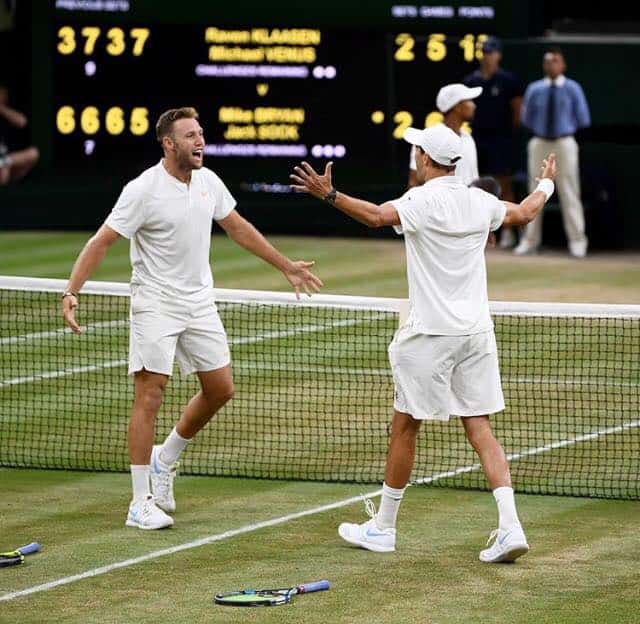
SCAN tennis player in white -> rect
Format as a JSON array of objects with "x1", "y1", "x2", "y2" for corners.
[
  {"x1": 290, "y1": 124, "x2": 556, "y2": 562},
  {"x1": 62, "y1": 107, "x2": 323, "y2": 530}
]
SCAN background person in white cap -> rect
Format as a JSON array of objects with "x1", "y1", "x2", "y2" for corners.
[
  {"x1": 290, "y1": 123, "x2": 558, "y2": 563},
  {"x1": 463, "y1": 36, "x2": 525, "y2": 249},
  {"x1": 408, "y1": 83, "x2": 481, "y2": 188}
]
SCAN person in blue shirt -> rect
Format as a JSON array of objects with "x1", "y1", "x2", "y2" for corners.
[
  {"x1": 463, "y1": 37, "x2": 524, "y2": 249},
  {"x1": 515, "y1": 47, "x2": 591, "y2": 257}
]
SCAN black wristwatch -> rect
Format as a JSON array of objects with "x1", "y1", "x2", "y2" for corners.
[
  {"x1": 61, "y1": 291, "x2": 78, "y2": 300},
  {"x1": 323, "y1": 188, "x2": 338, "y2": 203}
]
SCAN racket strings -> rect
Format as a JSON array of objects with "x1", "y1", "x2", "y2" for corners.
[{"x1": 0, "y1": 553, "x2": 24, "y2": 567}]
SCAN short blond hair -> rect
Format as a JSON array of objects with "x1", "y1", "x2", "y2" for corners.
[{"x1": 155, "y1": 107, "x2": 199, "y2": 143}]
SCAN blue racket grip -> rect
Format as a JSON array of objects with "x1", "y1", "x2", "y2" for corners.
[
  {"x1": 18, "y1": 542, "x2": 40, "y2": 556},
  {"x1": 298, "y1": 580, "x2": 330, "y2": 594}
]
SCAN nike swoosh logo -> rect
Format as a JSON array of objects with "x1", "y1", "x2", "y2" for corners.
[{"x1": 365, "y1": 529, "x2": 388, "y2": 538}]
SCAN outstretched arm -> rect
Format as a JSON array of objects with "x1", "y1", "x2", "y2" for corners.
[
  {"x1": 290, "y1": 161, "x2": 400, "y2": 228},
  {"x1": 501, "y1": 153, "x2": 557, "y2": 228},
  {"x1": 0, "y1": 101, "x2": 27, "y2": 129},
  {"x1": 62, "y1": 224, "x2": 121, "y2": 334},
  {"x1": 216, "y1": 210, "x2": 323, "y2": 298}
]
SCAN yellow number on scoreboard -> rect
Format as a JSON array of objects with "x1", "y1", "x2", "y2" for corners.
[
  {"x1": 56, "y1": 106, "x2": 76, "y2": 134},
  {"x1": 424, "y1": 111, "x2": 444, "y2": 128},
  {"x1": 130, "y1": 28, "x2": 150, "y2": 56},
  {"x1": 106, "y1": 27, "x2": 126, "y2": 55},
  {"x1": 57, "y1": 26, "x2": 76, "y2": 55},
  {"x1": 106, "y1": 107, "x2": 125, "y2": 135},
  {"x1": 81, "y1": 26, "x2": 101, "y2": 55},
  {"x1": 80, "y1": 107, "x2": 100, "y2": 134},
  {"x1": 393, "y1": 111, "x2": 413, "y2": 139},
  {"x1": 459, "y1": 34, "x2": 489, "y2": 62},
  {"x1": 476, "y1": 34, "x2": 488, "y2": 60},
  {"x1": 394, "y1": 33, "x2": 415, "y2": 61},
  {"x1": 427, "y1": 34, "x2": 446, "y2": 62},
  {"x1": 130, "y1": 108, "x2": 149, "y2": 136},
  {"x1": 56, "y1": 106, "x2": 150, "y2": 136}
]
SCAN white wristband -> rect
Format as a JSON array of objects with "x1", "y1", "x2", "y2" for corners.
[{"x1": 535, "y1": 178, "x2": 555, "y2": 201}]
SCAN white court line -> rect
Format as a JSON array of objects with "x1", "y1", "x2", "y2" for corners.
[
  {"x1": 0, "y1": 320, "x2": 128, "y2": 346},
  {"x1": 0, "y1": 317, "x2": 372, "y2": 388},
  {"x1": 0, "y1": 491, "x2": 382, "y2": 603},
  {"x1": 1, "y1": 416, "x2": 638, "y2": 603},
  {"x1": 0, "y1": 360, "x2": 126, "y2": 387},
  {"x1": 3, "y1": 362, "x2": 636, "y2": 390}
]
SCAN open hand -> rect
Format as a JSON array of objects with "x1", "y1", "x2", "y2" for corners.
[
  {"x1": 290, "y1": 161, "x2": 334, "y2": 200},
  {"x1": 537, "y1": 153, "x2": 557, "y2": 182},
  {"x1": 284, "y1": 260, "x2": 324, "y2": 299}
]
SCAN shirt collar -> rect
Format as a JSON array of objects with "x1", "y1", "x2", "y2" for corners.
[
  {"x1": 158, "y1": 159, "x2": 192, "y2": 188},
  {"x1": 425, "y1": 175, "x2": 463, "y2": 188},
  {"x1": 543, "y1": 74, "x2": 566, "y2": 87}
]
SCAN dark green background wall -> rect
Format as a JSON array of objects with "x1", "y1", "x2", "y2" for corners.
[{"x1": 1, "y1": 3, "x2": 639, "y2": 248}]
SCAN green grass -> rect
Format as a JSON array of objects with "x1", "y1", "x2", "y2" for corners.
[
  {"x1": 1, "y1": 470, "x2": 638, "y2": 623},
  {"x1": 1, "y1": 230, "x2": 639, "y2": 301},
  {"x1": 0, "y1": 232, "x2": 639, "y2": 621}
]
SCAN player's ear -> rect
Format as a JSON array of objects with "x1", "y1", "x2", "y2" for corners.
[{"x1": 162, "y1": 135, "x2": 175, "y2": 152}]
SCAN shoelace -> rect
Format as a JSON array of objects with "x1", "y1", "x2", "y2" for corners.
[
  {"x1": 140, "y1": 496, "x2": 155, "y2": 519},
  {"x1": 485, "y1": 529, "x2": 499, "y2": 546},
  {"x1": 153, "y1": 462, "x2": 177, "y2": 492},
  {"x1": 362, "y1": 495, "x2": 378, "y2": 520}
]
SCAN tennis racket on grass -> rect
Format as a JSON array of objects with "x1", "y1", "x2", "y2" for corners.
[
  {"x1": 0, "y1": 542, "x2": 41, "y2": 568},
  {"x1": 214, "y1": 579, "x2": 330, "y2": 607}
]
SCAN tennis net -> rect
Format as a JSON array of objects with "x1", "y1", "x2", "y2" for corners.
[{"x1": 1, "y1": 275, "x2": 638, "y2": 499}]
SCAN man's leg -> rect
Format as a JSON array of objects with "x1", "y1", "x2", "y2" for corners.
[
  {"x1": 461, "y1": 415, "x2": 511, "y2": 490},
  {"x1": 126, "y1": 369, "x2": 173, "y2": 529},
  {"x1": 178, "y1": 365, "x2": 234, "y2": 438},
  {"x1": 462, "y1": 415, "x2": 528, "y2": 562},
  {"x1": 150, "y1": 365, "x2": 234, "y2": 512},
  {"x1": 130, "y1": 369, "x2": 168, "y2": 466},
  {"x1": 384, "y1": 410, "x2": 422, "y2": 487},
  {"x1": 554, "y1": 137, "x2": 588, "y2": 257},
  {"x1": 377, "y1": 410, "x2": 421, "y2": 528},
  {"x1": 158, "y1": 364, "x2": 234, "y2": 465},
  {"x1": 338, "y1": 410, "x2": 420, "y2": 552}
]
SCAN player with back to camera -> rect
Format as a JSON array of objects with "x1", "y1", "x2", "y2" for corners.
[
  {"x1": 290, "y1": 124, "x2": 557, "y2": 562},
  {"x1": 62, "y1": 107, "x2": 323, "y2": 530}
]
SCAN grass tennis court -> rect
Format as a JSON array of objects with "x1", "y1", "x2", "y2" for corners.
[{"x1": 1, "y1": 232, "x2": 639, "y2": 622}]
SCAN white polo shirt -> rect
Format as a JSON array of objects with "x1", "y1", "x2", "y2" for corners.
[
  {"x1": 391, "y1": 175, "x2": 505, "y2": 335},
  {"x1": 409, "y1": 124, "x2": 479, "y2": 185},
  {"x1": 105, "y1": 161, "x2": 236, "y2": 303}
]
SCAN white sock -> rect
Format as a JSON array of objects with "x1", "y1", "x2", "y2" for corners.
[
  {"x1": 493, "y1": 486, "x2": 522, "y2": 531},
  {"x1": 131, "y1": 465, "x2": 150, "y2": 501},
  {"x1": 159, "y1": 427, "x2": 191, "y2": 466},
  {"x1": 376, "y1": 482, "x2": 406, "y2": 530}
]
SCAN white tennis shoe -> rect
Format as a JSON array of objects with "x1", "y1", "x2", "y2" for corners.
[
  {"x1": 126, "y1": 495, "x2": 174, "y2": 530},
  {"x1": 338, "y1": 498, "x2": 396, "y2": 553},
  {"x1": 479, "y1": 526, "x2": 529, "y2": 563},
  {"x1": 150, "y1": 445, "x2": 177, "y2": 514}
]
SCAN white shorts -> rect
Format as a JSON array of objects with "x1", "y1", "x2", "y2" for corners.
[
  {"x1": 388, "y1": 327, "x2": 505, "y2": 421},
  {"x1": 128, "y1": 285, "x2": 231, "y2": 376}
]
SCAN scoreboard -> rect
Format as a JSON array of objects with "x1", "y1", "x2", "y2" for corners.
[{"x1": 34, "y1": 1, "x2": 502, "y2": 197}]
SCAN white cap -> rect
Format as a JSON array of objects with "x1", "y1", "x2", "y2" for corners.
[
  {"x1": 436, "y1": 83, "x2": 482, "y2": 113},
  {"x1": 403, "y1": 124, "x2": 463, "y2": 167}
]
